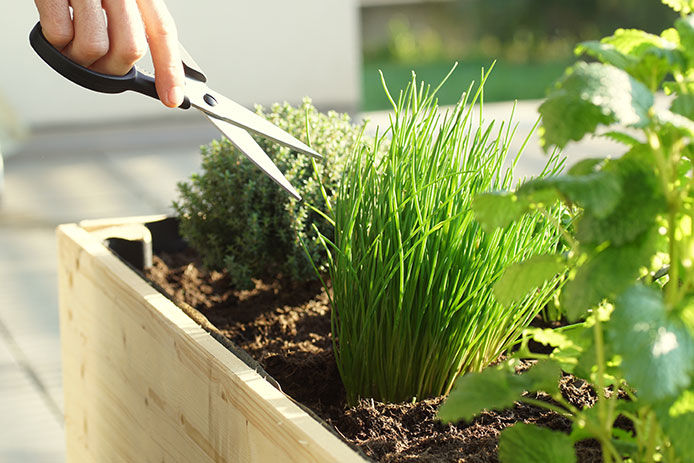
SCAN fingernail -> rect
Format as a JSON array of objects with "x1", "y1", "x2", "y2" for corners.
[{"x1": 167, "y1": 86, "x2": 184, "y2": 107}]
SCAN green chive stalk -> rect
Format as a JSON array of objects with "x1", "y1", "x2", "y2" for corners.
[{"x1": 317, "y1": 69, "x2": 564, "y2": 404}]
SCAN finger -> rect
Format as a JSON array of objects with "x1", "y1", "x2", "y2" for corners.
[
  {"x1": 62, "y1": 0, "x2": 109, "y2": 67},
  {"x1": 136, "y1": 0, "x2": 184, "y2": 107},
  {"x1": 91, "y1": 0, "x2": 148, "y2": 76},
  {"x1": 34, "y1": 0, "x2": 73, "y2": 49}
]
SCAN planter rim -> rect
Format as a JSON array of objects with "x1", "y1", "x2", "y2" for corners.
[{"x1": 57, "y1": 215, "x2": 368, "y2": 463}]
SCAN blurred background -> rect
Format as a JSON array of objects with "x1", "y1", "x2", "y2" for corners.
[{"x1": 0, "y1": 0, "x2": 674, "y2": 461}]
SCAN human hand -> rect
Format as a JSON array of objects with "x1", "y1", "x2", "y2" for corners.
[{"x1": 34, "y1": 0, "x2": 185, "y2": 108}]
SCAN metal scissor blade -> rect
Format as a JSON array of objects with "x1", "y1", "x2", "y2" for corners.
[
  {"x1": 187, "y1": 82, "x2": 321, "y2": 159},
  {"x1": 206, "y1": 115, "x2": 301, "y2": 201}
]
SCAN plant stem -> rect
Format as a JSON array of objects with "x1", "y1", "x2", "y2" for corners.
[
  {"x1": 644, "y1": 408, "x2": 658, "y2": 462},
  {"x1": 667, "y1": 203, "x2": 680, "y2": 306},
  {"x1": 593, "y1": 316, "x2": 614, "y2": 463},
  {"x1": 520, "y1": 397, "x2": 575, "y2": 418},
  {"x1": 647, "y1": 128, "x2": 682, "y2": 307},
  {"x1": 539, "y1": 206, "x2": 579, "y2": 253}
]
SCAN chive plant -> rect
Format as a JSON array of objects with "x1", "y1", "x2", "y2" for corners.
[{"x1": 315, "y1": 69, "x2": 565, "y2": 404}]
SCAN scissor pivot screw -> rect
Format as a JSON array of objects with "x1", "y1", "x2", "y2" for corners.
[{"x1": 203, "y1": 94, "x2": 218, "y2": 106}]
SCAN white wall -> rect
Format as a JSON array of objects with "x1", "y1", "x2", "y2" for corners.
[{"x1": 0, "y1": 1, "x2": 360, "y2": 128}]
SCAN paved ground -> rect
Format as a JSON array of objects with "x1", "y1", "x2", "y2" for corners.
[{"x1": 0, "y1": 101, "x2": 621, "y2": 462}]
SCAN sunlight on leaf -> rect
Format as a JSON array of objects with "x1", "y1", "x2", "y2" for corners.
[
  {"x1": 499, "y1": 423, "x2": 577, "y2": 463},
  {"x1": 607, "y1": 285, "x2": 694, "y2": 401}
]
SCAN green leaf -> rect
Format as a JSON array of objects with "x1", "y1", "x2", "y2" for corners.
[
  {"x1": 600, "y1": 131, "x2": 642, "y2": 146},
  {"x1": 670, "y1": 94, "x2": 694, "y2": 120},
  {"x1": 610, "y1": 428, "x2": 640, "y2": 459},
  {"x1": 663, "y1": 0, "x2": 694, "y2": 14},
  {"x1": 499, "y1": 423, "x2": 576, "y2": 463},
  {"x1": 519, "y1": 171, "x2": 622, "y2": 219},
  {"x1": 596, "y1": 29, "x2": 682, "y2": 88},
  {"x1": 575, "y1": 149, "x2": 666, "y2": 246},
  {"x1": 438, "y1": 360, "x2": 561, "y2": 423},
  {"x1": 602, "y1": 29, "x2": 675, "y2": 57},
  {"x1": 575, "y1": 41, "x2": 635, "y2": 71},
  {"x1": 654, "y1": 108, "x2": 694, "y2": 138},
  {"x1": 561, "y1": 227, "x2": 658, "y2": 321},
  {"x1": 540, "y1": 62, "x2": 654, "y2": 150},
  {"x1": 676, "y1": 14, "x2": 694, "y2": 62},
  {"x1": 494, "y1": 255, "x2": 565, "y2": 306},
  {"x1": 473, "y1": 189, "x2": 559, "y2": 232},
  {"x1": 526, "y1": 324, "x2": 593, "y2": 375},
  {"x1": 607, "y1": 285, "x2": 694, "y2": 402},
  {"x1": 655, "y1": 389, "x2": 694, "y2": 462},
  {"x1": 472, "y1": 192, "x2": 531, "y2": 232},
  {"x1": 566, "y1": 158, "x2": 608, "y2": 176}
]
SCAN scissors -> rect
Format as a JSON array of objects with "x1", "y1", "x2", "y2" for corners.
[{"x1": 29, "y1": 22, "x2": 320, "y2": 201}]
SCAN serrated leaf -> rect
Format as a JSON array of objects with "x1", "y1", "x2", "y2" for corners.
[
  {"x1": 602, "y1": 28, "x2": 676, "y2": 57},
  {"x1": 526, "y1": 327, "x2": 576, "y2": 350},
  {"x1": 519, "y1": 171, "x2": 622, "y2": 219},
  {"x1": 438, "y1": 360, "x2": 561, "y2": 423},
  {"x1": 655, "y1": 108, "x2": 694, "y2": 137},
  {"x1": 598, "y1": 29, "x2": 682, "y2": 88},
  {"x1": 575, "y1": 149, "x2": 665, "y2": 246},
  {"x1": 607, "y1": 285, "x2": 694, "y2": 402},
  {"x1": 662, "y1": 27, "x2": 682, "y2": 46},
  {"x1": 499, "y1": 423, "x2": 576, "y2": 463},
  {"x1": 561, "y1": 228, "x2": 658, "y2": 321},
  {"x1": 473, "y1": 189, "x2": 559, "y2": 232},
  {"x1": 567, "y1": 158, "x2": 607, "y2": 176},
  {"x1": 577, "y1": 33, "x2": 681, "y2": 89},
  {"x1": 494, "y1": 255, "x2": 565, "y2": 306},
  {"x1": 575, "y1": 41, "x2": 635, "y2": 71},
  {"x1": 676, "y1": 14, "x2": 694, "y2": 62},
  {"x1": 472, "y1": 192, "x2": 529, "y2": 232},
  {"x1": 526, "y1": 324, "x2": 592, "y2": 374},
  {"x1": 540, "y1": 62, "x2": 654, "y2": 150},
  {"x1": 600, "y1": 131, "x2": 642, "y2": 146},
  {"x1": 663, "y1": 0, "x2": 694, "y2": 14}
]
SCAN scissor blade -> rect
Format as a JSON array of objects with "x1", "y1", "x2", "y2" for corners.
[
  {"x1": 206, "y1": 115, "x2": 302, "y2": 201},
  {"x1": 188, "y1": 83, "x2": 321, "y2": 159}
]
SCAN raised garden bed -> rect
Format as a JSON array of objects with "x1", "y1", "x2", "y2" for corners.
[
  {"x1": 57, "y1": 215, "x2": 366, "y2": 463},
  {"x1": 57, "y1": 215, "x2": 602, "y2": 462}
]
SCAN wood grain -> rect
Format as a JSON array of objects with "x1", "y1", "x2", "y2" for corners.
[{"x1": 57, "y1": 220, "x2": 366, "y2": 462}]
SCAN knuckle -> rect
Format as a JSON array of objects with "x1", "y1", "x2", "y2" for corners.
[
  {"x1": 149, "y1": 16, "x2": 178, "y2": 39},
  {"x1": 77, "y1": 39, "x2": 110, "y2": 62},
  {"x1": 43, "y1": 23, "x2": 74, "y2": 48},
  {"x1": 115, "y1": 39, "x2": 147, "y2": 64}
]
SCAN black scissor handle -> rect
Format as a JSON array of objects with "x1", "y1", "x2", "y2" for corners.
[{"x1": 29, "y1": 22, "x2": 190, "y2": 109}]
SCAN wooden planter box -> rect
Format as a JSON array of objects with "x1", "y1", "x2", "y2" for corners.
[{"x1": 57, "y1": 216, "x2": 367, "y2": 462}]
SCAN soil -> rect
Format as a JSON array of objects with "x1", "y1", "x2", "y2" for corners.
[{"x1": 145, "y1": 249, "x2": 608, "y2": 463}]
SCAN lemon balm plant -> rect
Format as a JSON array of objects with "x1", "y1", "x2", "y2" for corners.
[
  {"x1": 314, "y1": 68, "x2": 565, "y2": 404},
  {"x1": 440, "y1": 1, "x2": 694, "y2": 461}
]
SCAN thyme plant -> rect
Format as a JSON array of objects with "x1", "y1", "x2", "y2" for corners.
[
  {"x1": 440, "y1": 1, "x2": 694, "y2": 461},
  {"x1": 173, "y1": 99, "x2": 365, "y2": 289},
  {"x1": 315, "y1": 69, "x2": 564, "y2": 404}
]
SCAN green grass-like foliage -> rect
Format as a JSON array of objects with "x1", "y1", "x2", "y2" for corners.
[
  {"x1": 318, "y1": 70, "x2": 564, "y2": 404},
  {"x1": 173, "y1": 99, "x2": 365, "y2": 289}
]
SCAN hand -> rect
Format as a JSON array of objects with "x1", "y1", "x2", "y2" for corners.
[{"x1": 34, "y1": 0, "x2": 185, "y2": 108}]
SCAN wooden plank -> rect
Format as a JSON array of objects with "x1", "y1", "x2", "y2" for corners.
[
  {"x1": 78, "y1": 215, "x2": 168, "y2": 232},
  {"x1": 57, "y1": 220, "x2": 366, "y2": 463}
]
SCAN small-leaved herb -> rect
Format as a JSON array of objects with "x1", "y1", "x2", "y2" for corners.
[{"x1": 173, "y1": 99, "x2": 366, "y2": 289}]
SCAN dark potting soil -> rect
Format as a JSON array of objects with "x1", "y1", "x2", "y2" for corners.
[{"x1": 145, "y1": 250, "x2": 606, "y2": 463}]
